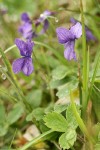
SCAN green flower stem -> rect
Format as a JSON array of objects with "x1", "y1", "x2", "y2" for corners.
[
  {"x1": 80, "y1": 0, "x2": 88, "y2": 119},
  {"x1": 0, "y1": 45, "x2": 16, "y2": 58},
  {"x1": 70, "y1": 91, "x2": 95, "y2": 145},
  {"x1": 18, "y1": 130, "x2": 53, "y2": 150}
]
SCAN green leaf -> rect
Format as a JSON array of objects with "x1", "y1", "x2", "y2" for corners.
[
  {"x1": 95, "y1": 131, "x2": 100, "y2": 150},
  {"x1": 0, "y1": 104, "x2": 6, "y2": 124},
  {"x1": 59, "y1": 128, "x2": 77, "y2": 149},
  {"x1": 52, "y1": 65, "x2": 69, "y2": 80},
  {"x1": 98, "y1": 132, "x2": 100, "y2": 141},
  {"x1": 66, "y1": 104, "x2": 80, "y2": 129},
  {"x1": 44, "y1": 112, "x2": 68, "y2": 132},
  {"x1": 26, "y1": 108, "x2": 45, "y2": 121},
  {"x1": 7, "y1": 103, "x2": 24, "y2": 125},
  {"x1": 56, "y1": 81, "x2": 78, "y2": 98},
  {"x1": 49, "y1": 78, "x2": 69, "y2": 89},
  {"x1": 95, "y1": 143, "x2": 100, "y2": 150},
  {"x1": 44, "y1": 103, "x2": 54, "y2": 114},
  {"x1": 0, "y1": 124, "x2": 9, "y2": 137},
  {"x1": 48, "y1": 56, "x2": 60, "y2": 69},
  {"x1": 39, "y1": 120, "x2": 50, "y2": 133},
  {"x1": 93, "y1": 123, "x2": 100, "y2": 140},
  {"x1": 0, "y1": 104, "x2": 8, "y2": 136},
  {"x1": 91, "y1": 83, "x2": 100, "y2": 121},
  {"x1": 54, "y1": 104, "x2": 67, "y2": 113},
  {"x1": 26, "y1": 89, "x2": 42, "y2": 108}
]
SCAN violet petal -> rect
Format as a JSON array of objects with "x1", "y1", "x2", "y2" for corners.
[
  {"x1": 21, "y1": 13, "x2": 30, "y2": 22},
  {"x1": 70, "y1": 17, "x2": 96, "y2": 41},
  {"x1": 12, "y1": 58, "x2": 24, "y2": 74},
  {"x1": 64, "y1": 41, "x2": 76, "y2": 60},
  {"x1": 22, "y1": 57, "x2": 34, "y2": 76},
  {"x1": 70, "y1": 22, "x2": 82, "y2": 39},
  {"x1": 19, "y1": 22, "x2": 33, "y2": 39},
  {"x1": 70, "y1": 18, "x2": 77, "y2": 24},
  {"x1": 85, "y1": 27, "x2": 96, "y2": 41},
  {"x1": 40, "y1": 19, "x2": 49, "y2": 34},
  {"x1": 15, "y1": 38, "x2": 34, "y2": 57},
  {"x1": 56, "y1": 27, "x2": 74, "y2": 44}
]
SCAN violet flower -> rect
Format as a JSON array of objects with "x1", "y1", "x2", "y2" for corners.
[
  {"x1": 35, "y1": 10, "x2": 54, "y2": 34},
  {"x1": 70, "y1": 18, "x2": 96, "y2": 41},
  {"x1": 19, "y1": 13, "x2": 36, "y2": 40},
  {"x1": 12, "y1": 38, "x2": 34, "y2": 76},
  {"x1": 56, "y1": 22, "x2": 82, "y2": 60}
]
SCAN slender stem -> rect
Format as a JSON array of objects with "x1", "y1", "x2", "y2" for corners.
[
  {"x1": 80, "y1": 0, "x2": 88, "y2": 119},
  {"x1": 0, "y1": 89, "x2": 18, "y2": 102},
  {"x1": 9, "y1": 128, "x2": 17, "y2": 149},
  {"x1": 87, "y1": 51, "x2": 100, "y2": 101},
  {"x1": 0, "y1": 45, "x2": 16, "y2": 58},
  {"x1": 70, "y1": 92, "x2": 95, "y2": 145},
  {"x1": 77, "y1": 58, "x2": 82, "y2": 105},
  {"x1": 18, "y1": 130, "x2": 53, "y2": 150}
]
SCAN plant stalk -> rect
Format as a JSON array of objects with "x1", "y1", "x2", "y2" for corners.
[
  {"x1": 70, "y1": 92, "x2": 95, "y2": 146},
  {"x1": 80, "y1": 0, "x2": 88, "y2": 119}
]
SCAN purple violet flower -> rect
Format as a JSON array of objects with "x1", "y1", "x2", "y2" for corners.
[
  {"x1": 35, "y1": 10, "x2": 54, "y2": 34},
  {"x1": 56, "y1": 22, "x2": 82, "y2": 60},
  {"x1": 19, "y1": 13, "x2": 36, "y2": 40},
  {"x1": 70, "y1": 18, "x2": 96, "y2": 41},
  {"x1": 12, "y1": 38, "x2": 34, "y2": 76}
]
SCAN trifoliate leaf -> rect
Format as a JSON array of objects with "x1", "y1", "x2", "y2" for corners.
[
  {"x1": 44, "y1": 112, "x2": 68, "y2": 132},
  {"x1": 59, "y1": 128, "x2": 77, "y2": 149}
]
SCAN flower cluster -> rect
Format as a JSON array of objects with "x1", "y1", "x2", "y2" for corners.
[
  {"x1": 12, "y1": 10, "x2": 54, "y2": 76},
  {"x1": 12, "y1": 11, "x2": 96, "y2": 76}
]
